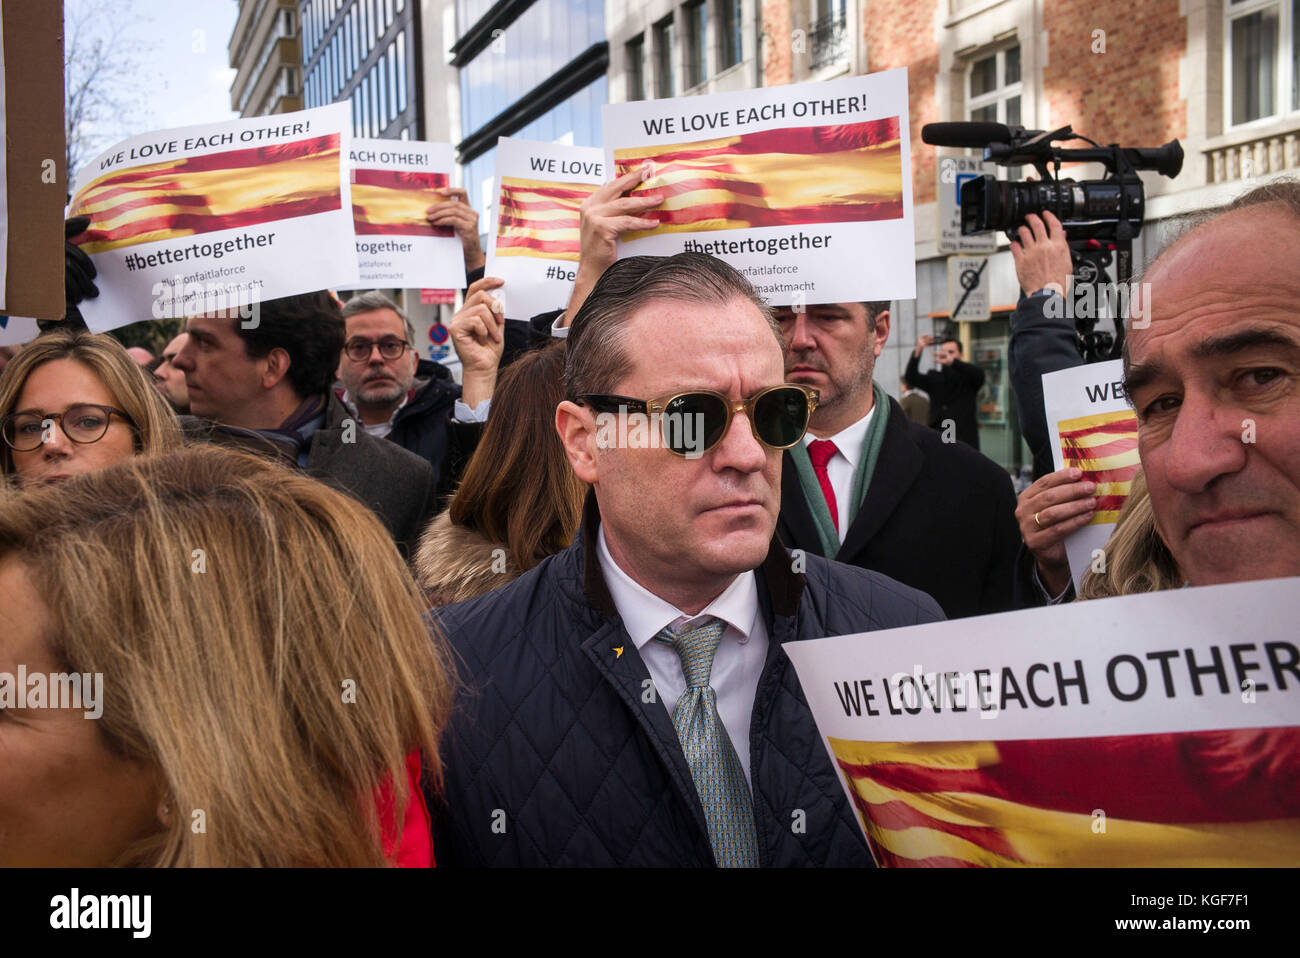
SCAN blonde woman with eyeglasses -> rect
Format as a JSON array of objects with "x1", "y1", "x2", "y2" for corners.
[{"x1": 0, "y1": 329, "x2": 181, "y2": 487}]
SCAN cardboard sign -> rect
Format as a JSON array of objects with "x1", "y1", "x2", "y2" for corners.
[
  {"x1": 784, "y1": 577, "x2": 1300, "y2": 866},
  {"x1": 485, "y1": 136, "x2": 603, "y2": 320},
  {"x1": 4, "y1": 0, "x2": 65, "y2": 320},
  {"x1": 66, "y1": 103, "x2": 358, "y2": 332},
  {"x1": 339, "y1": 137, "x2": 465, "y2": 291},
  {"x1": 602, "y1": 69, "x2": 915, "y2": 307}
]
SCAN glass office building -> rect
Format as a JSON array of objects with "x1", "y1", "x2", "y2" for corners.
[
  {"x1": 300, "y1": 0, "x2": 421, "y2": 140},
  {"x1": 452, "y1": 0, "x2": 608, "y2": 239}
]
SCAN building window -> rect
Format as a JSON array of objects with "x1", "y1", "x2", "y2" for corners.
[
  {"x1": 810, "y1": 0, "x2": 848, "y2": 71},
  {"x1": 1223, "y1": 0, "x2": 1300, "y2": 125},
  {"x1": 685, "y1": 1, "x2": 708, "y2": 88},
  {"x1": 967, "y1": 43, "x2": 1021, "y2": 127},
  {"x1": 655, "y1": 15, "x2": 676, "y2": 98},
  {"x1": 719, "y1": 0, "x2": 742, "y2": 70},
  {"x1": 627, "y1": 33, "x2": 645, "y2": 100},
  {"x1": 388, "y1": 43, "x2": 398, "y2": 119},
  {"x1": 348, "y1": 8, "x2": 357, "y2": 72},
  {"x1": 378, "y1": 54, "x2": 388, "y2": 126},
  {"x1": 396, "y1": 30, "x2": 407, "y2": 112}
]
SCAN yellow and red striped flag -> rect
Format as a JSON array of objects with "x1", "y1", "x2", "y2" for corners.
[
  {"x1": 68, "y1": 134, "x2": 344, "y2": 255},
  {"x1": 830, "y1": 729, "x2": 1300, "y2": 867},
  {"x1": 494, "y1": 176, "x2": 599, "y2": 261},
  {"x1": 612, "y1": 118, "x2": 903, "y2": 239},
  {"x1": 1058, "y1": 409, "x2": 1140, "y2": 523},
  {"x1": 352, "y1": 168, "x2": 452, "y2": 237}
]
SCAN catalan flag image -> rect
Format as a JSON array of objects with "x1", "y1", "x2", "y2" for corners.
[
  {"x1": 830, "y1": 729, "x2": 1300, "y2": 867},
  {"x1": 352, "y1": 168, "x2": 453, "y2": 237},
  {"x1": 612, "y1": 118, "x2": 904, "y2": 239},
  {"x1": 1057, "y1": 409, "x2": 1140, "y2": 523},
  {"x1": 494, "y1": 176, "x2": 599, "y2": 261},
  {"x1": 68, "y1": 134, "x2": 345, "y2": 255}
]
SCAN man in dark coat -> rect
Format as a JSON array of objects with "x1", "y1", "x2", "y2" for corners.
[
  {"x1": 777, "y1": 301, "x2": 1021, "y2": 619},
  {"x1": 174, "y1": 291, "x2": 435, "y2": 558},
  {"x1": 905, "y1": 334, "x2": 985, "y2": 450},
  {"x1": 429, "y1": 253, "x2": 943, "y2": 867},
  {"x1": 336, "y1": 291, "x2": 495, "y2": 504}
]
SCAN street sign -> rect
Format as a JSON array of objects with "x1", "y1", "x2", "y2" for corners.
[
  {"x1": 937, "y1": 156, "x2": 996, "y2": 254},
  {"x1": 948, "y1": 254, "x2": 991, "y2": 322}
]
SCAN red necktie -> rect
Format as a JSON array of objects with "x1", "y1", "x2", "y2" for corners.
[{"x1": 806, "y1": 439, "x2": 839, "y2": 532}]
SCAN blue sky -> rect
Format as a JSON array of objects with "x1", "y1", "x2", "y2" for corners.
[{"x1": 69, "y1": 0, "x2": 239, "y2": 151}]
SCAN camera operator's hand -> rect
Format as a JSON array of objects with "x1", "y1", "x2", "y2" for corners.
[
  {"x1": 1010, "y1": 211, "x2": 1073, "y2": 297},
  {"x1": 559, "y1": 168, "x2": 663, "y2": 327},
  {"x1": 1016, "y1": 466, "x2": 1097, "y2": 597},
  {"x1": 913, "y1": 333, "x2": 934, "y2": 358},
  {"x1": 426, "y1": 187, "x2": 485, "y2": 272}
]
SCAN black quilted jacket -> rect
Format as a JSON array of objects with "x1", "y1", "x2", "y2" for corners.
[{"x1": 429, "y1": 494, "x2": 945, "y2": 866}]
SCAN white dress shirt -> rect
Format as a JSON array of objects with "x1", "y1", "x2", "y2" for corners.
[
  {"x1": 596, "y1": 526, "x2": 768, "y2": 786},
  {"x1": 801, "y1": 404, "x2": 875, "y2": 544}
]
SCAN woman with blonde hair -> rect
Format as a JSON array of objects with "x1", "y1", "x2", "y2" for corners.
[
  {"x1": 1078, "y1": 468, "x2": 1182, "y2": 599},
  {"x1": 0, "y1": 328, "x2": 181, "y2": 486},
  {"x1": 416, "y1": 341, "x2": 585, "y2": 605},
  {"x1": 0, "y1": 444, "x2": 453, "y2": 866}
]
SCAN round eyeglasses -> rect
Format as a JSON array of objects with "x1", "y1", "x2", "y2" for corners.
[
  {"x1": 1, "y1": 403, "x2": 135, "y2": 452},
  {"x1": 344, "y1": 337, "x2": 410, "y2": 362}
]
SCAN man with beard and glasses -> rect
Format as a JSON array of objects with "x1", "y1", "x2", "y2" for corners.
[
  {"x1": 774, "y1": 300, "x2": 1021, "y2": 618},
  {"x1": 336, "y1": 291, "x2": 500, "y2": 504}
]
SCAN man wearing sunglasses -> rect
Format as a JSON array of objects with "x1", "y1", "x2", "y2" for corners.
[
  {"x1": 774, "y1": 300, "x2": 1020, "y2": 619},
  {"x1": 428, "y1": 252, "x2": 943, "y2": 867}
]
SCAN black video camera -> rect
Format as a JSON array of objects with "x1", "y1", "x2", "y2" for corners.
[{"x1": 920, "y1": 121, "x2": 1185, "y2": 362}]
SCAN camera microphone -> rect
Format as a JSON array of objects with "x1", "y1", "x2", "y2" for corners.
[{"x1": 921, "y1": 122, "x2": 1013, "y2": 149}]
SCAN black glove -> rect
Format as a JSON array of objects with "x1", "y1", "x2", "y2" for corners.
[{"x1": 45, "y1": 215, "x2": 97, "y2": 332}]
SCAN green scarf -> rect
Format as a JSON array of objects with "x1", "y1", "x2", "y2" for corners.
[{"x1": 788, "y1": 380, "x2": 891, "y2": 559}]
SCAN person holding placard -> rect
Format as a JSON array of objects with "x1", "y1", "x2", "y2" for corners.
[
  {"x1": 336, "y1": 290, "x2": 497, "y2": 505},
  {"x1": 1121, "y1": 180, "x2": 1300, "y2": 588}
]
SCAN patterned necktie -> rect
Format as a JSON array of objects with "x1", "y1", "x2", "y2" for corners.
[
  {"x1": 654, "y1": 617, "x2": 759, "y2": 867},
  {"x1": 807, "y1": 439, "x2": 840, "y2": 532}
]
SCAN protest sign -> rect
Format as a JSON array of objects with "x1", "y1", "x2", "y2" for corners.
[
  {"x1": 66, "y1": 103, "x2": 357, "y2": 332},
  {"x1": 485, "y1": 136, "x2": 603, "y2": 319},
  {"x1": 784, "y1": 576, "x2": 1300, "y2": 866},
  {"x1": 339, "y1": 137, "x2": 465, "y2": 291},
  {"x1": 1042, "y1": 359, "x2": 1138, "y2": 589},
  {"x1": 602, "y1": 69, "x2": 914, "y2": 307},
  {"x1": 0, "y1": 314, "x2": 37, "y2": 347}
]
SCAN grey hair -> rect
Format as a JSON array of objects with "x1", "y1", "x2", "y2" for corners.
[
  {"x1": 1124, "y1": 175, "x2": 1300, "y2": 374},
  {"x1": 341, "y1": 291, "x2": 416, "y2": 346},
  {"x1": 563, "y1": 252, "x2": 784, "y2": 400}
]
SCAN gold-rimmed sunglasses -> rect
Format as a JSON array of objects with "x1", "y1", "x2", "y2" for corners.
[{"x1": 576, "y1": 383, "x2": 819, "y2": 457}]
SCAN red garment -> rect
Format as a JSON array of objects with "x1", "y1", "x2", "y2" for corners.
[
  {"x1": 375, "y1": 749, "x2": 434, "y2": 867},
  {"x1": 807, "y1": 439, "x2": 840, "y2": 532}
]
